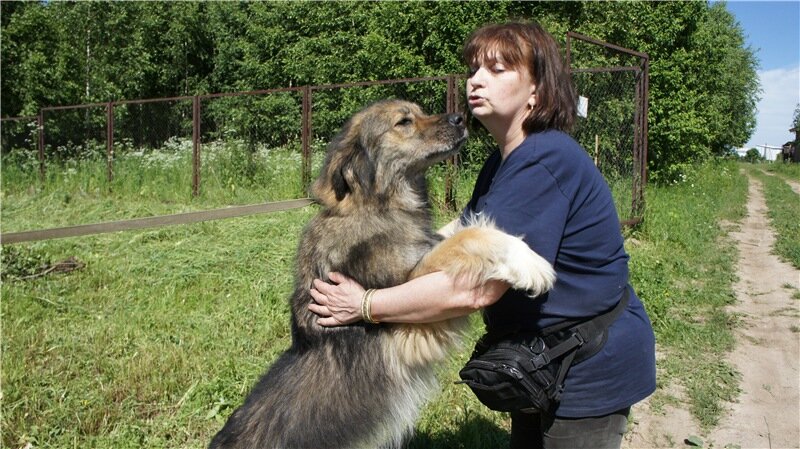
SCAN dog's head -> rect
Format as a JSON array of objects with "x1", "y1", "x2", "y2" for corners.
[{"x1": 312, "y1": 100, "x2": 467, "y2": 210}]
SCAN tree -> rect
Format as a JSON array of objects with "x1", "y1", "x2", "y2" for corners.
[
  {"x1": 1, "y1": 2, "x2": 83, "y2": 115},
  {"x1": 743, "y1": 148, "x2": 763, "y2": 163}
]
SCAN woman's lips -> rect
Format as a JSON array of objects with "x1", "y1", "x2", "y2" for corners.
[{"x1": 468, "y1": 95, "x2": 484, "y2": 106}]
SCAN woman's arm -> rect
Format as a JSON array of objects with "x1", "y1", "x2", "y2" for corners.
[{"x1": 308, "y1": 271, "x2": 509, "y2": 327}]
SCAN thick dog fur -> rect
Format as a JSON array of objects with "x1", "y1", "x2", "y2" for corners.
[{"x1": 209, "y1": 100, "x2": 555, "y2": 449}]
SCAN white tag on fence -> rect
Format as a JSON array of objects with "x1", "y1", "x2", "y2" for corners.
[{"x1": 577, "y1": 96, "x2": 589, "y2": 118}]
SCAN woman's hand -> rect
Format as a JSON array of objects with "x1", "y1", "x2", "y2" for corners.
[{"x1": 308, "y1": 272, "x2": 365, "y2": 327}]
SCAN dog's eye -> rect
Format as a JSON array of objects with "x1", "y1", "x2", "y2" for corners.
[{"x1": 395, "y1": 117, "x2": 413, "y2": 127}]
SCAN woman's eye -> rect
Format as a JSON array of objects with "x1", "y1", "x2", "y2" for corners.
[{"x1": 396, "y1": 117, "x2": 413, "y2": 127}]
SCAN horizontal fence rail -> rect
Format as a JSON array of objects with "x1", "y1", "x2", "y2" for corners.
[{"x1": 0, "y1": 199, "x2": 314, "y2": 245}]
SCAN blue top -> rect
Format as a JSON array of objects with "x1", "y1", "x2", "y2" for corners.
[{"x1": 462, "y1": 130, "x2": 656, "y2": 418}]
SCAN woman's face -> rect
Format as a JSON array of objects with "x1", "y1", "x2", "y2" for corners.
[{"x1": 466, "y1": 54, "x2": 536, "y2": 131}]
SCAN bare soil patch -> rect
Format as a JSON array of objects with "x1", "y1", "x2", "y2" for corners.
[{"x1": 624, "y1": 174, "x2": 800, "y2": 448}]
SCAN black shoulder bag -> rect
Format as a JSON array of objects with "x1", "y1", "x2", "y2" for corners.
[{"x1": 457, "y1": 288, "x2": 630, "y2": 414}]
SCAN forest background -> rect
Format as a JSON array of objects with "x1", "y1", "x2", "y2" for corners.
[{"x1": 1, "y1": 0, "x2": 761, "y2": 183}]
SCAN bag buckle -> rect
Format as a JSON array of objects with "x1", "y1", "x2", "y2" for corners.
[{"x1": 530, "y1": 353, "x2": 550, "y2": 370}]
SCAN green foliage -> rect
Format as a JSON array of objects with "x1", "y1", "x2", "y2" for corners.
[
  {"x1": 792, "y1": 103, "x2": 800, "y2": 135},
  {"x1": 563, "y1": 1, "x2": 759, "y2": 183}
]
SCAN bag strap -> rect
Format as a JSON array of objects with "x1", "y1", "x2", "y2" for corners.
[
  {"x1": 563, "y1": 286, "x2": 630, "y2": 343},
  {"x1": 539, "y1": 287, "x2": 630, "y2": 338},
  {"x1": 521, "y1": 287, "x2": 631, "y2": 372}
]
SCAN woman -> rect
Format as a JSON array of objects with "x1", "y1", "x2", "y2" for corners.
[{"x1": 308, "y1": 21, "x2": 656, "y2": 449}]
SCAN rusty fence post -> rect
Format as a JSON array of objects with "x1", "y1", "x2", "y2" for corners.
[
  {"x1": 301, "y1": 85, "x2": 312, "y2": 190},
  {"x1": 192, "y1": 95, "x2": 201, "y2": 197},
  {"x1": 444, "y1": 74, "x2": 459, "y2": 210},
  {"x1": 37, "y1": 111, "x2": 45, "y2": 184},
  {"x1": 107, "y1": 102, "x2": 114, "y2": 184},
  {"x1": 632, "y1": 56, "x2": 649, "y2": 217}
]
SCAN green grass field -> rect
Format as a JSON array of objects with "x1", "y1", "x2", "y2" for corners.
[{"x1": 3, "y1": 154, "x2": 796, "y2": 447}]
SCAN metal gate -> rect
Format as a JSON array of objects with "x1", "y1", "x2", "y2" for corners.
[{"x1": 566, "y1": 32, "x2": 649, "y2": 226}]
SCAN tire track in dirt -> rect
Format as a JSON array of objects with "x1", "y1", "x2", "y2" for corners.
[{"x1": 624, "y1": 173, "x2": 800, "y2": 448}]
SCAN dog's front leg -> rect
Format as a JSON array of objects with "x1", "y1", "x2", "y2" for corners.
[
  {"x1": 411, "y1": 221, "x2": 555, "y2": 296},
  {"x1": 387, "y1": 222, "x2": 555, "y2": 367}
]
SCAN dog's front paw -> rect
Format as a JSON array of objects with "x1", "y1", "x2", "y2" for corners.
[{"x1": 493, "y1": 233, "x2": 555, "y2": 297}]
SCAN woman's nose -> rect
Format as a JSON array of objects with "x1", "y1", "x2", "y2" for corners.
[
  {"x1": 468, "y1": 67, "x2": 486, "y2": 87},
  {"x1": 468, "y1": 77, "x2": 481, "y2": 87}
]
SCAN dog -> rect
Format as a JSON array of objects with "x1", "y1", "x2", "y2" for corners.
[{"x1": 209, "y1": 100, "x2": 555, "y2": 449}]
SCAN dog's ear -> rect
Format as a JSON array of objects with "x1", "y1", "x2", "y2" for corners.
[
  {"x1": 333, "y1": 140, "x2": 375, "y2": 201},
  {"x1": 331, "y1": 163, "x2": 350, "y2": 201},
  {"x1": 312, "y1": 118, "x2": 375, "y2": 204}
]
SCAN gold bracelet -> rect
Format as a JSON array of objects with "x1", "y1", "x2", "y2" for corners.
[
  {"x1": 361, "y1": 288, "x2": 379, "y2": 324},
  {"x1": 360, "y1": 289, "x2": 369, "y2": 322}
]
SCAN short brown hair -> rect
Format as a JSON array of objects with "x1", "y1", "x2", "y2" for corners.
[{"x1": 463, "y1": 21, "x2": 576, "y2": 132}]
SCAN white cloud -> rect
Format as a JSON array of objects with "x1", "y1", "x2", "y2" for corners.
[{"x1": 745, "y1": 65, "x2": 800, "y2": 148}]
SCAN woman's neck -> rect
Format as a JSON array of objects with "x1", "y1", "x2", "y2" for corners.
[
  {"x1": 487, "y1": 124, "x2": 527, "y2": 160},
  {"x1": 484, "y1": 110, "x2": 530, "y2": 160}
]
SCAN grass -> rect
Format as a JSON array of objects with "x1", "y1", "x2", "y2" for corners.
[
  {"x1": 1, "y1": 139, "x2": 324, "y2": 233},
  {"x1": 1, "y1": 154, "x2": 755, "y2": 447},
  {"x1": 626, "y1": 160, "x2": 747, "y2": 428},
  {"x1": 2, "y1": 212, "x2": 310, "y2": 448},
  {"x1": 747, "y1": 164, "x2": 800, "y2": 269},
  {"x1": 761, "y1": 160, "x2": 800, "y2": 181}
]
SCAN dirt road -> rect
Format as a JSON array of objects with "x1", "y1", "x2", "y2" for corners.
[{"x1": 624, "y1": 173, "x2": 800, "y2": 448}]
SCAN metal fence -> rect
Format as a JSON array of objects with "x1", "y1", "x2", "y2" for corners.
[
  {"x1": 1, "y1": 76, "x2": 461, "y2": 200},
  {"x1": 1, "y1": 32, "x2": 648, "y2": 234},
  {"x1": 567, "y1": 32, "x2": 649, "y2": 225}
]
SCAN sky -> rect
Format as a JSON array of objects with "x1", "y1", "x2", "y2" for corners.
[{"x1": 723, "y1": 0, "x2": 800, "y2": 149}]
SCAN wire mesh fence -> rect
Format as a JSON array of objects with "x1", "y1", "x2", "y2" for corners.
[
  {"x1": 111, "y1": 97, "x2": 195, "y2": 199},
  {"x1": 567, "y1": 32, "x2": 649, "y2": 225},
  {"x1": 199, "y1": 88, "x2": 305, "y2": 204}
]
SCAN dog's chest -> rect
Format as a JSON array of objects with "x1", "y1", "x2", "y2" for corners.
[{"x1": 306, "y1": 215, "x2": 435, "y2": 288}]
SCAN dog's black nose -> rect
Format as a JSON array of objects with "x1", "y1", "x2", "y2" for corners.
[{"x1": 447, "y1": 114, "x2": 464, "y2": 126}]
